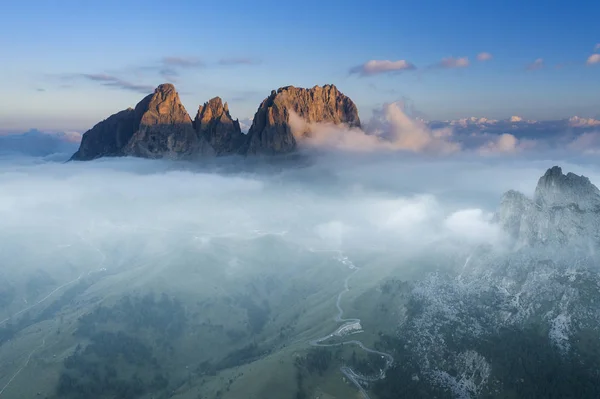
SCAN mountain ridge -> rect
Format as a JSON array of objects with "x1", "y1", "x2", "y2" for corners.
[{"x1": 71, "y1": 83, "x2": 360, "y2": 161}]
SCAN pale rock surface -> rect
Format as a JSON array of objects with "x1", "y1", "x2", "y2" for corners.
[{"x1": 497, "y1": 166, "x2": 600, "y2": 247}]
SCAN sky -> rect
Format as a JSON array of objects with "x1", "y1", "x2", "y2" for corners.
[{"x1": 1, "y1": 0, "x2": 599, "y2": 133}]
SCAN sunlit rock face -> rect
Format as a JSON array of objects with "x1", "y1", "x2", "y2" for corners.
[
  {"x1": 72, "y1": 83, "x2": 362, "y2": 160},
  {"x1": 72, "y1": 84, "x2": 215, "y2": 161},
  {"x1": 124, "y1": 84, "x2": 215, "y2": 159},
  {"x1": 241, "y1": 84, "x2": 361, "y2": 155},
  {"x1": 194, "y1": 97, "x2": 245, "y2": 155},
  {"x1": 498, "y1": 166, "x2": 600, "y2": 248}
]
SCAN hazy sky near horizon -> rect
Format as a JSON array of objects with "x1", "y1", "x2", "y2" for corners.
[{"x1": 1, "y1": 0, "x2": 599, "y2": 133}]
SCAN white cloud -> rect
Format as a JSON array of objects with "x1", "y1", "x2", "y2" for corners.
[
  {"x1": 586, "y1": 54, "x2": 600, "y2": 65},
  {"x1": 380, "y1": 103, "x2": 461, "y2": 153},
  {"x1": 291, "y1": 102, "x2": 460, "y2": 154},
  {"x1": 526, "y1": 58, "x2": 544, "y2": 70},
  {"x1": 350, "y1": 60, "x2": 416, "y2": 76},
  {"x1": 476, "y1": 52, "x2": 493, "y2": 61},
  {"x1": 477, "y1": 133, "x2": 523, "y2": 155},
  {"x1": 238, "y1": 118, "x2": 253, "y2": 133},
  {"x1": 567, "y1": 132, "x2": 600, "y2": 154},
  {"x1": 594, "y1": 43, "x2": 600, "y2": 52},
  {"x1": 568, "y1": 116, "x2": 600, "y2": 127},
  {"x1": 314, "y1": 220, "x2": 350, "y2": 248},
  {"x1": 439, "y1": 57, "x2": 470, "y2": 68},
  {"x1": 444, "y1": 209, "x2": 504, "y2": 245}
]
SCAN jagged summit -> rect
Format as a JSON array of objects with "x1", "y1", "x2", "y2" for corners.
[
  {"x1": 498, "y1": 166, "x2": 600, "y2": 247},
  {"x1": 71, "y1": 82, "x2": 360, "y2": 160},
  {"x1": 195, "y1": 97, "x2": 229, "y2": 122},
  {"x1": 71, "y1": 83, "x2": 214, "y2": 160},
  {"x1": 533, "y1": 166, "x2": 600, "y2": 211},
  {"x1": 155, "y1": 83, "x2": 176, "y2": 94},
  {"x1": 124, "y1": 83, "x2": 214, "y2": 159},
  {"x1": 194, "y1": 97, "x2": 244, "y2": 155},
  {"x1": 241, "y1": 84, "x2": 361, "y2": 155}
]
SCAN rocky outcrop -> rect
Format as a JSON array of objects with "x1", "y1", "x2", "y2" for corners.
[
  {"x1": 241, "y1": 84, "x2": 361, "y2": 155},
  {"x1": 72, "y1": 83, "x2": 362, "y2": 160},
  {"x1": 71, "y1": 84, "x2": 214, "y2": 161},
  {"x1": 70, "y1": 108, "x2": 137, "y2": 161},
  {"x1": 194, "y1": 97, "x2": 244, "y2": 155},
  {"x1": 533, "y1": 166, "x2": 600, "y2": 211},
  {"x1": 124, "y1": 84, "x2": 214, "y2": 159},
  {"x1": 497, "y1": 166, "x2": 600, "y2": 247}
]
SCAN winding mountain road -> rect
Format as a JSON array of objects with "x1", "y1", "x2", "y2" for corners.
[{"x1": 308, "y1": 250, "x2": 394, "y2": 399}]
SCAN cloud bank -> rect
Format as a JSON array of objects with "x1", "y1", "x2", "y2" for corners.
[
  {"x1": 476, "y1": 52, "x2": 493, "y2": 61},
  {"x1": 291, "y1": 102, "x2": 600, "y2": 156},
  {"x1": 290, "y1": 103, "x2": 459, "y2": 154},
  {"x1": 5, "y1": 138, "x2": 599, "y2": 301},
  {"x1": 2, "y1": 151, "x2": 550, "y2": 292}
]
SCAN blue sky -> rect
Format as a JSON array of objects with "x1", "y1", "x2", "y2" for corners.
[{"x1": 1, "y1": 0, "x2": 599, "y2": 133}]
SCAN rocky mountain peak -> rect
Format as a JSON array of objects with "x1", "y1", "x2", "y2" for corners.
[
  {"x1": 194, "y1": 97, "x2": 244, "y2": 155},
  {"x1": 155, "y1": 83, "x2": 176, "y2": 93},
  {"x1": 71, "y1": 82, "x2": 361, "y2": 160},
  {"x1": 242, "y1": 84, "x2": 360, "y2": 155},
  {"x1": 533, "y1": 166, "x2": 600, "y2": 211},
  {"x1": 498, "y1": 166, "x2": 600, "y2": 247},
  {"x1": 196, "y1": 97, "x2": 226, "y2": 121},
  {"x1": 72, "y1": 83, "x2": 214, "y2": 161},
  {"x1": 124, "y1": 84, "x2": 214, "y2": 159}
]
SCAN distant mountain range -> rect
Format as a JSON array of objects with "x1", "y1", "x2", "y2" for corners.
[
  {"x1": 0, "y1": 129, "x2": 80, "y2": 157},
  {"x1": 439, "y1": 115, "x2": 600, "y2": 127},
  {"x1": 429, "y1": 115, "x2": 600, "y2": 140}
]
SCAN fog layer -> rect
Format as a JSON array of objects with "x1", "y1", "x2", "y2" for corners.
[{"x1": 2, "y1": 151, "x2": 599, "y2": 282}]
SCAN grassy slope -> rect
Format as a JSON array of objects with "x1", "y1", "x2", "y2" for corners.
[{"x1": 0, "y1": 235, "x2": 429, "y2": 399}]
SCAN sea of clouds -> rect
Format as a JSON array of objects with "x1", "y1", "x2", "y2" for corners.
[
  {"x1": 2, "y1": 106, "x2": 600, "y2": 283},
  {"x1": 292, "y1": 102, "x2": 600, "y2": 156}
]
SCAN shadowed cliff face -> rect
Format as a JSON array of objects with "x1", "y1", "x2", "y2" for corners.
[
  {"x1": 242, "y1": 85, "x2": 361, "y2": 155},
  {"x1": 194, "y1": 97, "x2": 244, "y2": 155},
  {"x1": 70, "y1": 109, "x2": 137, "y2": 161}
]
